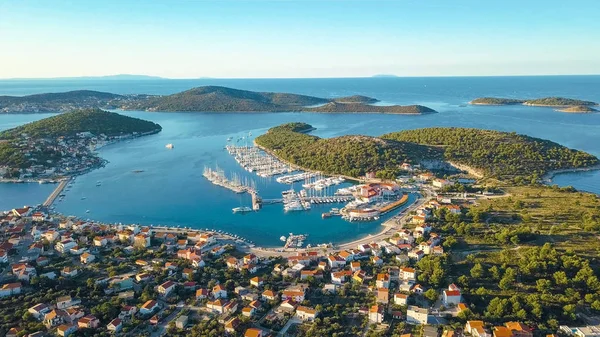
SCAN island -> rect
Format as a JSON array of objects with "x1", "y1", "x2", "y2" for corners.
[
  {"x1": 304, "y1": 102, "x2": 435, "y2": 114},
  {"x1": 0, "y1": 108, "x2": 161, "y2": 180},
  {"x1": 469, "y1": 96, "x2": 598, "y2": 112},
  {"x1": 557, "y1": 105, "x2": 598, "y2": 113},
  {"x1": 0, "y1": 86, "x2": 437, "y2": 115}
]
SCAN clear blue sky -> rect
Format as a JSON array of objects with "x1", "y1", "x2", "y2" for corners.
[{"x1": 1, "y1": 0, "x2": 599, "y2": 78}]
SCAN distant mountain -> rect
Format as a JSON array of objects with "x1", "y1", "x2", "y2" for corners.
[{"x1": 2, "y1": 74, "x2": 165, "y2": 81}]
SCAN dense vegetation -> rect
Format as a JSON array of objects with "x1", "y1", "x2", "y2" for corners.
[
  {"x1": 255, "y1": 123, "x2": 442, "y2": 177},
  {"x1": 470, "y1": 97, "x2": 525, "y2": 105},
  {"x1": 306, "y1": 102, "x2": 435, "y2": 114},
  {"x1": 524, "y1": 97, "x2": 597, "y2": 106},
  {"x1": 437, "y1": 185, "x2": 600, "y2": 328},
  {"x1": 0, "y1": 108, "x2": 162, "y2": 139},
  {"x1": 123, "y1": 86, "x2": 329, "y2": 112},
  {"x1": 122, "y1": 85, "x2": 435, "y2": 114},
  {"x1": 382, "y1": 127, "x2": 599, "y2": 184},
  {"x1": 332, "y1": 95, "x2": 379, "y2": 104},
  {"x1": 268, "y1": 122, "x2": 314, "y2": 133}
]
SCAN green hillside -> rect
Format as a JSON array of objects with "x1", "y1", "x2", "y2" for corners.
[
  {"x1": 255, "y1": 123, "x2": 442, "y2": 178},
  {"x1": 382, "y1": 127, "x2": 599, "y2": 183},
  {"x1": 0, "y1": 108, "x2": 162, "y2": 139}
]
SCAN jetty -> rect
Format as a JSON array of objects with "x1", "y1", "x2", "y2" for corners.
[
  {"x1": 226, "y1": 145, "x2": 292, "y2": 177},
  {"x1": 43, "y1": 178, "x2": 70, "y2": 207},
  {"x1": 203, "y1": 166, "x2": 256, "y2": 194}
]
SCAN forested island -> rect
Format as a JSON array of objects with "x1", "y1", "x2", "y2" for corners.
[
  {"x1": 257, "y1": 123, "x2": 599, "y2": 184},
  {"x1": 122, "y1": 86, "x2": 435, "y2": 114},
  {"x1": 470, "y1": 96, "x2": 598, "y2": 111},
  {"x1": 0, "y1": 108, "x2": 161, "y2": 179},
  {"x1": 0, "y1": 86, "x2": 436, "y2": 115},
  {"x1": 382, "y1": 127, "x2": 599, "y2": 184}
]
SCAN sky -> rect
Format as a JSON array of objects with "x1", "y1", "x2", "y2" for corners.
[{"x1": 1, "y1": 0, "x2": 600, "y2": 79}]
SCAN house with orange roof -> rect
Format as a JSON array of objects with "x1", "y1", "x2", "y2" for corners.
[
  {"x1": 505, "y1": 322, "x2": 532, "y2": 337},
  {"x1": 394, "y1": 293, "x2": 408, "y2": 305},
  {"x1": 80, "y1": 252, "x2": 95, "y2": 264},
  {"x1": 376, "y1": 273, "x2": 390, "y2": 288},
  {"x1": 493, "y1": 326, "x2": 513, "y2": 337},
  {"x1": 245, "y1": 328, "x2": 269, "y2": 337},
  {"x1": 353, "y1": 270, "x2": 366, "y2": 284},
  {"x1": 206, "y1": 298, "x2": 228, "y2": 313},
  {"x1": 296, "y1": 306, "x2": 319, "y2": 321},
  {"x1": 196, "y1": 288, "x2": 209, "y2": 299},
  {"x1": 140, "y1": 300, "x2": 160, "y2": 315},
  {"x1": 225, "y1": 317, "x2": 241, "y2": 333},
  {"x1": 262, "y1": 289, "x2": 277, "y2": 301},
  {"x1": 56, "y1": 324, "x2": 78, "y2": 337},
  {"x1": 77, "y1": 315, "x2": 100, "y2": 329},
  {"x1": 213, "y1": 284, "x2": 227, "y2": 298},
  {"x1": 369, "y1": 304, "x2": 384, "y2": 323}
]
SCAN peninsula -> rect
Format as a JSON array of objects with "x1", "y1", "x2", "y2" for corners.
[
  {"x1": 0, "y1": 86, "x2": 437, "y2": 114},
  {"x1": 257, "y1": 123, "x2": 599, "y2": 184},
  {"x1": 255, "y1": 123, "x2": 444, "y2": 179},
  {"x1": 0, "y1": 108, "x2": 161, "y2": 180},
  {"x1": 470, "y1": 96, "x2": 598, "y2": 112},
  {"x1": 382, "y1": 127, "x2": 599, "y2": 184}
]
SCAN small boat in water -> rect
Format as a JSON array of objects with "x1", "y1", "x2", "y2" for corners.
[
  {"x1": 232, "y1": 206, "x2": 253, "y2": 213},
  {"x1": 165, "y1": 143, "x2": 174, "y2": 149}
]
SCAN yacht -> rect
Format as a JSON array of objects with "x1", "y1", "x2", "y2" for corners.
[
  {"x1": 165, "y1": 143, "x2": 174, "y2": 149},
  {"x1": 232, "y1": 206, "x2": 253, "y2": 213}
]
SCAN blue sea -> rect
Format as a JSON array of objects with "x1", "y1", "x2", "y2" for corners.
[{"x1": 1, "y1": 76, "x2": 599, "y2": 246}]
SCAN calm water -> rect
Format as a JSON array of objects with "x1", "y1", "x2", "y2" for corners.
[{"x1": 1, "y1": 76, "x2": 599, "y2": 246}]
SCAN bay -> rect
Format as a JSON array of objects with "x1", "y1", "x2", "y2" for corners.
[{"x1": 0, "y1": 76, "x2": 599, "y2": 246}]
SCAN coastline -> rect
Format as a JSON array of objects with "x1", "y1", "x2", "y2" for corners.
[{"x1": 542, "y1": 164, "x2": 600, "y2": 182}]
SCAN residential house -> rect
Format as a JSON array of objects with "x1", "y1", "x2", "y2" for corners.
[
  {"x1": 56, "y1": 324, "x2": 77, "y2": 337},
  {"x1": 369, "y1": 305, "x2": 384, "y2": 323},
  {"x1": 394, "y1": 293, "x2": 408, "y2": 306},
  {"x1": 407, "y1": 305, "x2": 428, "y2": 325},
  {"x1": 213, "y1": 284, "x2": 227, "y2": 299},
  {"x1": 107, "y1": 318, "x2": 123, "y2": 333},
  {"x1": 158, "y1": 281, "x2": 176, "y2": 297},
  {"x1": 77, "y1": 315, "x2": 100, "y2": 329},
  {"x1": 296, "y1": 306, "x2": 319, "y2": 321},
  {"x1": 80, "y1": 252, "x2": 95, "y2": 264},
  {"x1": 140, "y1": 300, "x2": 160, "y2": 315}
]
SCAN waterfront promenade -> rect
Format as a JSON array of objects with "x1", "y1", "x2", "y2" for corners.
[{"x1": 42, "y1": 178, "x2": 69, "y2": 207}]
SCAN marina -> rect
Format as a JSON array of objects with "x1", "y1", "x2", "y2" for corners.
[
  {"x1": 226, "y1": 145, "x2": 293, "y2": 177},
  {"x1": 202, "y1": 165, "x2": 256, "y2": 194}
]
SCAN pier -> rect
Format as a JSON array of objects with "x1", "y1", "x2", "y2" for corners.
[
  {"x1": 43, "y1": 178, "x2": 69, "y2": 207},
  {"x1": 260, "y1": 195, "x2": 354, "y2": 204}
]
